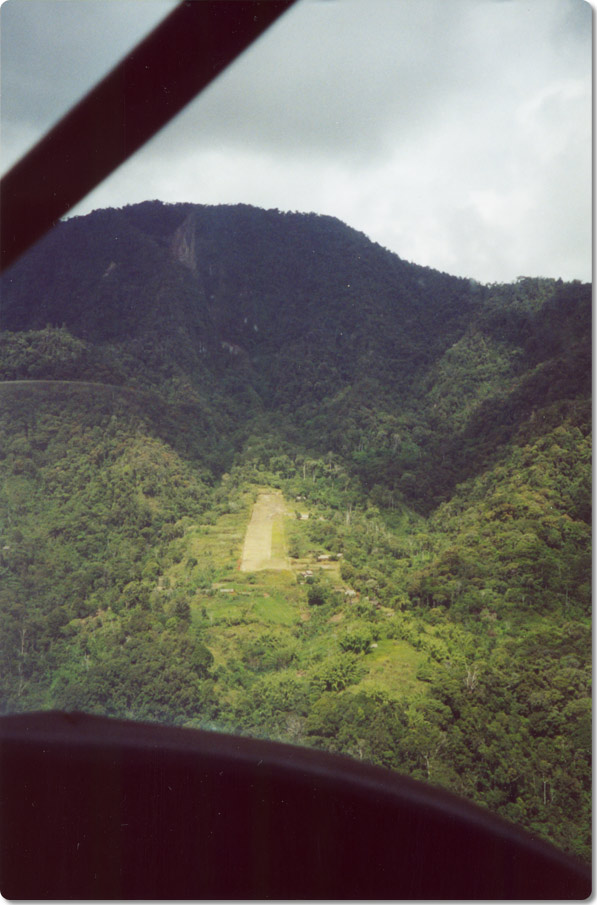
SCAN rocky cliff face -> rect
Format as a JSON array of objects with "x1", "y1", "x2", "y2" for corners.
[{"x1": 171, "y1": 212, "x2": 197, "y2": 273}]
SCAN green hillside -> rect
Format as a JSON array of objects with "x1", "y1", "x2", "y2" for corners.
[{"x1": 0, "y1": 201, "x2": 591, "y2": 861}]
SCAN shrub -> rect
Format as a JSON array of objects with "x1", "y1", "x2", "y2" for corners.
[
  {"x1": 307, "y1": 582, "x2": 328, "y2": 606},
  {"x1": 339, "y1": 626, "x2": 373, "y2": 654}
]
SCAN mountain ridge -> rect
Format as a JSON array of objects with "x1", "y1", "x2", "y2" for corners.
[{"x1": 1, "y1": 202, "x2": 591, "y2": 514}]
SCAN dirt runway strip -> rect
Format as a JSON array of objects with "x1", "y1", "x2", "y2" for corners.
[{"x1": 240, "y1": 491, "x2": 289, "y2": 572}]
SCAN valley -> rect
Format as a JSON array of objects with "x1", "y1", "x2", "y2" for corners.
[{"x1": 0, "y1": 201, "x2": 591, "y2": 862}]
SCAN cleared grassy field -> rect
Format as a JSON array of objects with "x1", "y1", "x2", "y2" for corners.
[
  {"x1": 350, "y1": 639, "x2": 429, "y2": 698},
  {"x1": 253, "y1": 591, "x2": 299, "y2": 626}
]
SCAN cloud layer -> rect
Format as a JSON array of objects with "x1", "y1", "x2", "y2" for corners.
[{"x1": 1, "y1": 0, "x2": 591, "y2": 283}]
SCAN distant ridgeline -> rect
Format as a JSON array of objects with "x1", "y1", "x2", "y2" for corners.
[
  {"x1": 0, "y1": 201, "x2": 591, "y2": 862},
  {"x1": 1, "y1": 202, "x2": 590, "y2": 508}
]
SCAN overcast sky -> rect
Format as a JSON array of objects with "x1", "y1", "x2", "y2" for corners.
[{"x1": 1, "y1": 0, "x2": 592, "y2": 283}]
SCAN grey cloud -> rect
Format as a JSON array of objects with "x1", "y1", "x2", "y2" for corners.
[
  {"x1": 0, "y1": 0, "x2": 176, "y2": 150},
  {"x1": 167, "y1": 0, "x2": 477, "y2": 160}
]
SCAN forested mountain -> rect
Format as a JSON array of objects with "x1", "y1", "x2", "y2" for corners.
[{"x1": 0, "y1": 201, "x2": 591, "y2": 862}]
